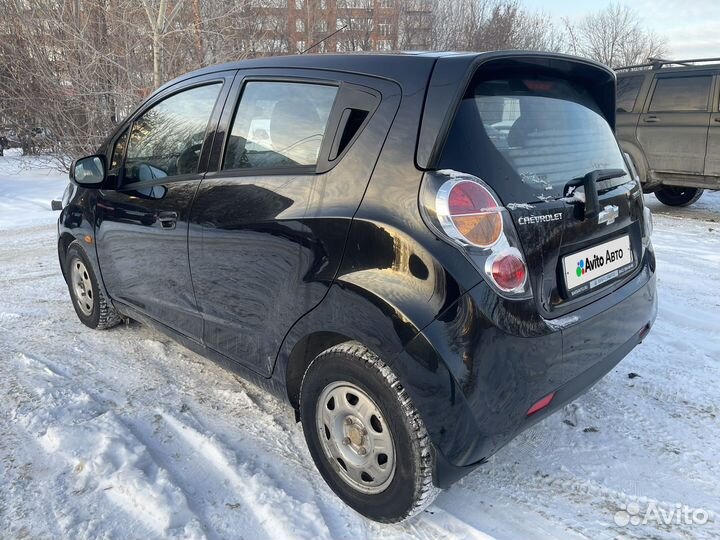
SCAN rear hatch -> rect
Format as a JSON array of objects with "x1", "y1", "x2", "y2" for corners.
[{"x1": 437, "y1": 56, "x2": 645, "y2": 318}]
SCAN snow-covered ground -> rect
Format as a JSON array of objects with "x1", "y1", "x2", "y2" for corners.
[{"x1": 1, "y1": 154, "x2": 718, "y2": 540}]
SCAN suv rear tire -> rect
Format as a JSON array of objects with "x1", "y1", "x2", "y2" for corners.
[
  {"x1": 654, "y1": 187, "x2": 704, "y2": 207},
  {"x1": 299, "y1": 342, "x2": 439, "y2": 522},
  {"x1": 65, "y1": 241, "x2": 122, "y2": 330}
]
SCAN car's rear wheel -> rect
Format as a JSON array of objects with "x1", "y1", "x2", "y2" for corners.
[
  {"x1": 299, "y1": 342, "x2": 439, "y2": 523},
  {"x1": 654, "y1": 187, "x2": 704, "y2": 207},
  {"x1": 65, "y1": 241, "x2": 122, "y2": 330}
]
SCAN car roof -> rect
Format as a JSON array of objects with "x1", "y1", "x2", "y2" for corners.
[
  {"x1": 187, "y1": 51, "x2": 472, "y2": 73},
  {"x1": 158, "y1": 50, "x2": 612, "y2": 95},
  {"x1": 157, "y1": 51, "x2": 474, "y2": 92}
]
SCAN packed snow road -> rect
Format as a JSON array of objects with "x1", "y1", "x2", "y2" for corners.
[{"x1": 1, "y1": 154, "x2": 718, "y2": 539}]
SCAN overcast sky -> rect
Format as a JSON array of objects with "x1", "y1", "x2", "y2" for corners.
[{"x1": 523, "y1": 0, "x2": 720, "y2": 59}]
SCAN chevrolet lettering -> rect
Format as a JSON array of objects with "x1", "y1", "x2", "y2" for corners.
[{"x1": 518, "y1": 212, "x2": 563, "y2": 225}]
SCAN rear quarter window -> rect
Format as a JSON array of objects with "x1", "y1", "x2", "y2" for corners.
[{"x1": 616, "y1": 75, "x2": 644, "y2": 113}]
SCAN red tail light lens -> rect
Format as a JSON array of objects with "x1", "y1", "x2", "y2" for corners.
[
  {"x1": 421, "y1": 170, "x2": 532, "y2": 300},
  {"x1": 444, "y1": 181, "x2": 503, "y2": 248},
  {"x1": 491, "y1": 251, "x2": 527, "y2": 292}
]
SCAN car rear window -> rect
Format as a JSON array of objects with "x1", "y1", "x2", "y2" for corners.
[{"x1": 439, "y1": 76, "x2": 628, "y2": 203}]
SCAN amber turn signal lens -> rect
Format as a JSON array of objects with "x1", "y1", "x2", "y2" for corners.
[
  {"x1": 451, "y1": 213, "x2": 503, "y2": 247},
  {"x1": 446, "y1": 181, "x2": 503, "y2": 247}
]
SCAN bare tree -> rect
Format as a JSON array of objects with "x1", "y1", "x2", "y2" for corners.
[
  {"x1": 474, "y1": 1, "x2": 564, "y2": 52},
  {"x1": 337, "y1": 0, "x2": 376, "y2": 52},
  {"x1": 0, "y1": 0, "x2": 668, "y2": 168},
  {"x1": 419, "y1": 0, "x2": 563, "y2": 53},
  {"x1": 563, "y1": 3, "x2": 669, "y2": 68},
  {"x1": 424, "y1": 0, "x2": 491, "y2": 51},
  {"x1": 0, "y1": 0, "x2": 272, "y2": 163},
  {"x1": 139, "y1": 0, "x2": 188, "y2": 88}
]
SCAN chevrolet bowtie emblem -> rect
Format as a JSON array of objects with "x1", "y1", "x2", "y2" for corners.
[{"x1": 598, "y1": 205, "x2": 619, "y2": 226}]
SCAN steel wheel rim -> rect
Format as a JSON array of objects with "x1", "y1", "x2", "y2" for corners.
[
  {"x1": 316, "y1": 381, "x2": 396, "y2": 494},
  {"x1": 70, "y1": 257, "x2": 94, "y2": 316}
]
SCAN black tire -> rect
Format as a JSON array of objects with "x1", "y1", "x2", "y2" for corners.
[
  {"x1": 299, "y1": 342, "x2": 439, "y2": 523},
  {"x1": 64, "y1": 241, "x2": 122, "y2": 330},
  {"x1": 654, "y1": 187, "x2": 704, "y2": 207}
]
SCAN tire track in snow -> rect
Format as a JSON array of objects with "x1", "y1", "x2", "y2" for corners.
[
  {"x1": 465, "y1": 458, "x2": 714, "y2": 540},
  {"x1": 0, "y1": 361, "x2": 67, "y2": 540},
  {"x1": 582, "y1": 385, "x2": 720, "y2": 481},
  {"x1": 160, "y1": 411, "x2": 332, "y2": 540},
  {"x1": 7, "y1": 351, "x2": 206, "y2": 539},
  {"x1": 10, "y1": 332, "x2": 337, "y2": 539}
]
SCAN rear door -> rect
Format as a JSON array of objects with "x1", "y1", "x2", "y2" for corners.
[
  {"x1": 95, "y1": 73, "x2": 233, "y2": 339},
  {"x1": 705, "y1": 73, "x2": 720, "y2": 177},
  {"x1": 438, "y1": 64, "x2": 644, "y2": 318},
  {"x1": 188, "y1": 70, "x2": 399, "y2": 376},
  {"x1": 637, "y1": 72, "x2": 713, "y2": 175}
]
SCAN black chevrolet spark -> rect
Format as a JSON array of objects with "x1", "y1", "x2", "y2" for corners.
[{"x1": 58, "y1": 51, "x2": 657, "y2": 522}]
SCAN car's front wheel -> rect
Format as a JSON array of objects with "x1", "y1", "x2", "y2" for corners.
[
  {"x1": 64, "y1": 241, "x2": 122, "y2": 330},
  {"x1": 654, "y1": 187, "x2": 704, "y2": 207},
  {"x1": 300, "y1": 342, "x2": 439, "y2": 523}
]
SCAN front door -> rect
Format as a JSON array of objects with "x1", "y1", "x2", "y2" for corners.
[
  {"x1": 636, "y1": 73, "x2": 713, "y2": 176},
  {"x1": 95, "y1": 76, "x2": 231, "y2": 339}
]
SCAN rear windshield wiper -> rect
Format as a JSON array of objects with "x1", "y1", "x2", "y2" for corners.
[{"x1": 565, "y1": 169, "x2": 627, "y2": 220}]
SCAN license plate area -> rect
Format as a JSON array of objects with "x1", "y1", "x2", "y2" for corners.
[{"x1": 562, "y1": 235, "x2": 634, "y2": 297}]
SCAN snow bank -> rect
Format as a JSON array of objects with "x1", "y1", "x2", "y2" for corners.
[{"x1": 0, "y1": 154, "x2": 67, "y2": 229}]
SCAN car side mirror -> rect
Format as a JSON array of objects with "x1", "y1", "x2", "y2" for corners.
[{"x1": 71, "y1": 155, "x2": 106, "y2": 187}]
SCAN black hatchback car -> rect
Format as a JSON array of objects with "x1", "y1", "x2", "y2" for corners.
[{"x1": 58, "y1": 51, "x2": 657, "y2": 523}]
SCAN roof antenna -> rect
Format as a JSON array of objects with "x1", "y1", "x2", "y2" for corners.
[{"x1": 300, "y1": 25, "x2": 347, "y2": 54}]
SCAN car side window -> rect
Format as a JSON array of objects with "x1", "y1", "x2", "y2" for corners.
[
  {"x1": 616, "y1": 76, "x2": 644, "y2": 113},
  {"x1": 648, "y1": 76, "x2": 712, "y2": 112},
  {"x1": 124, "y1": 83, "x2": 222, "y2": 184},
  {"x1": 110, "y1": 129, "x2": 129, "y2": 171},
  {"x1": 223, "y1": 81, "x2": 338, "y2": 171}
]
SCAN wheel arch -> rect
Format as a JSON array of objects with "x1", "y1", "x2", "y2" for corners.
[
  {"x1": 619, "y1": 139, "x2": 656, "y2": 190},
  {"x1": 58, "y1": 232, "x2": 76, "y2": 281},
  {"x1": 58, "y1": 229, "x2": 113, "y2": 307},
  {"x1": 275, "y1": 282, "x2": 481, "y2": 478},
  {"x1": 285, "y1": 330, "x2": 357, "y2": 410}
]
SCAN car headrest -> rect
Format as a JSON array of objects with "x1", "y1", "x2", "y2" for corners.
[{"x1": 269, "y1": 98, "x2": 323, "y2": 161}]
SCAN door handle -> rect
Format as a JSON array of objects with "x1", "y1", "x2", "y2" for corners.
[
  {"x1": 157, "y1": 211, "x2": 178, "y2": 229},
  {"x1": 714, "y1": 117, "x2": 720, "y2": 123},
  {"x1": 644, "y1": 115, "x2": 660, "y2": 123}
]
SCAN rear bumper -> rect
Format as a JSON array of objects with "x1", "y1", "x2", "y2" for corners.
[{"x1": 403, "y1": 252, "x2": 657, "y2": 488}]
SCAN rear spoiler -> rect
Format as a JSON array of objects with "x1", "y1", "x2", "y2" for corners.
[{"x1": 416, "y1": 51, "x2": 617, "y2": 170}]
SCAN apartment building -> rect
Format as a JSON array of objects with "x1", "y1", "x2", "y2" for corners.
[{"x1": 250, "y1": 0, "x2": 432, "y2": 55}]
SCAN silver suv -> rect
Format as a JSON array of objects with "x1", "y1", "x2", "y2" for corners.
[{"x1": 616, "y1": 57, "x2": 720, "y2": 206}]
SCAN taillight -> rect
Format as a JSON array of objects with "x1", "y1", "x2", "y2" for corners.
[
  {"x1": 490, "y1": 249, "x2": 527, "y2": 292},
  {"x1": 439, "y1": 180, "x2": 503, "y2": 248},
  {"x1": 421, "y1": 170, "x2": 532, "y2": 299}
]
